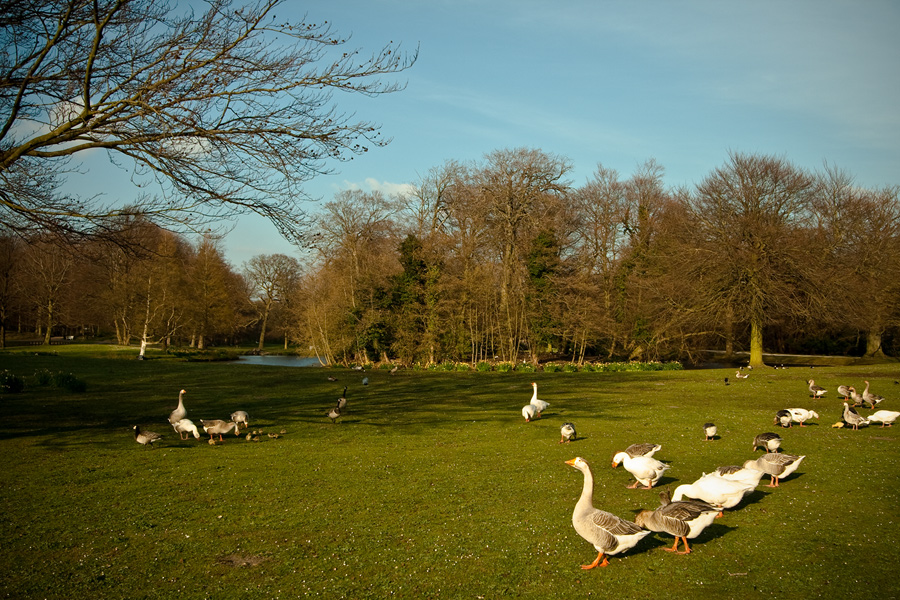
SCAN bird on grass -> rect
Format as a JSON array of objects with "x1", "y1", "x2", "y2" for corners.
[
  {"x1": 336, "y1": 387, "x2": 348, "y2": 410},
  {"x1": 862, "y1": 381, "x2": 884, "y2": 409},
  {"x1": 522, "y1": 404, "x2": 537, "y2": 422},
  {"x1": 565, "y1": 457, "x2": 651, "y2": 569},
  {"x1": 199, "y1": 419, "x2": 238, "y2": 441},
  {"x1": 837, "y1": 384, "x2": 854, "y2": 402},
  {"x1": 735, "y1": 370, "x2": 748, "y2": 379},
  {"x1": 529, "y1": 382, "x2": 549, "y2": 417},
  {"x1": 671, "y1": 473, "x2": 756, "y2": 509},
  {"x1": 168, "y1": 389, "x2": 187, "y2": 424},
  {"x1": 635, "y1": 490, "x2": 722, "y2": 555},
  {"x1": 230, "y1": 411, "x2": 249, "y2": 433},
  {"x1": 752, "y1": 432, "x2": 782, "y2": 453},
  {"x1": 774, "y1": 410, "x2": 793, "y2": 428},
  {"x1": 559, "y1": 423, "x2": 577, "y2": 443},
  {"x1": 807, "y1": 380, "x2": 827, "y2": 398},
  {"x1": 842, "y1": 403, "x2": 868, "y2": 430},
  {"x1": 327, "y1": 406, "x2": 342, "y2": 424},
  {"x1": 867, "y1": 410, "x2": 900, "y2": 427},
  {"x1": 787, "y1": 408, "x2": 819, "y2": 427},
  {"x1": 133, "y1": 425, "x2": 162, "y2": 448},
  {"x1": 620, "y1": 443, "x2": 662, "y2": 459},
  {"x1": 704, "y1": 423, "x2": 717, "y2": 440},
  {"x1": 171, "y1": 418, "x2": 200, "y2": 440},
  {"x1": 612, "y1": 452, "x2": 670, "y2": 489},
  {"x1": 743, "y1": 453, "x2": 805, "y2": 488}
]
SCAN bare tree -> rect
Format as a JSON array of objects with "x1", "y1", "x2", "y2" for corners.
[
  {"x1": 0, "y1": 0, "x2": 416, "y2": 245},
  {"x1": 244, "y1": 253, "x2": 301, "y2": 350},
  {"x1": 691, "y1": 152, "x2": 816, "y2": 367}
]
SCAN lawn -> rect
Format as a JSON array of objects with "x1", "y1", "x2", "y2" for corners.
[{"x1": 0, "y1": 348, "x2": 897, "y2": 599}]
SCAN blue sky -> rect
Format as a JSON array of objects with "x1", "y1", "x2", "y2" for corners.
[{"x1": 70, "y1": 1, "x2": 900, "y2": 264}]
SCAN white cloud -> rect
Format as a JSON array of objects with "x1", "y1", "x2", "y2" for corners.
[{"x1": 336, "y1": 177, "x2": 415, "y2": 198}]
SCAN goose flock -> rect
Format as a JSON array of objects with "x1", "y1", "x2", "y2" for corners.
[
  {"x1": 560, "y1": 375, "x2": 891, "y2": 569},
  {"x1": 133, "y1": 388, "x2": 252, "y2": 447}
]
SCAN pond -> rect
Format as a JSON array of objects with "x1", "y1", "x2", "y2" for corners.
[{"x1": 235, "y1": 355, "x2": 322, "y2": 367}]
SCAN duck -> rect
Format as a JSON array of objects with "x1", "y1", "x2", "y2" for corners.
[
  {"x1": 522, "y1": 404, "x2": 537, "y2": 422},
  {"x1": 752, "y1": 432, "x2": 782, "y2": 453},
  {"x1": 230, "y1": 411, "x2": 249, "y2": 433},
  {"x1": 671, "y1": 473, "x2": 756, "y2": 509},
  {"x1": 711, "y1": 465, "x2": 766, "y2": 487},
  {"x1": 774, "y1": 409, "x2": 792, "y2": 428},
  {"x1": 168, "y1": 389, "x2": 187, "y2": 424},
  {"x1": 529, "y1": 382, "x2": 549, "y2": 416},
  {"x1": 862, "y1": 381, "x2": 884, "y2": 408},
  {"x1": 703, "y1": 422, "x2": 717, "y2": 440},
  {"x1": 742, "y1": 453, "x2": 805, "y2": 487},
  {"x1": 842, "y1": 402, "x2": 868, "y2": 430},
  {"x1": 787, "y1": 408, "x2": 819, "y2": 427},
  {"x1": 837, "y1": 384, "x2": 853, "y2": 402},
  {"x1": 565, "y1": 457, "x2": 651, "y2": 568},
  {"x1": 559, "y1": 423, "x2": 577, "y2": 443},
  {"x1": 867, "y1": 410, "x2": 900, "y2": 427},
  {"x1": 621, "y1": 443, "x2": 662, "y2": 459},
  {"x1": 199, "y1": 419, "x2": 238, "y2": 441},
  {"x1": 171, "y1": 418, "x2": 200, "y2": 440},
  {"x1": 807, "y1": 379, "x2": 827, "y2": 398},
  {"x1": 327, "y1": 406, "x2": 342, "y2": 424},
  {"x1": 735, "y1": 370, "x2": 748, "y2": 379},
  {"x1": 635, "y1": 490, "x2": 722, "y2": 554},
  {"x1": 133, "y1": 425, "x2": 162, "y2": 448},
  {"x1": 612, "y1": 452, "x2": 670, "y2": 489}
]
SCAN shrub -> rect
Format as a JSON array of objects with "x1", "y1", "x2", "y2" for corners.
[
  {"x1": 515, "y1": 363, "x2": 537, "y2": 373},
  {"x1": 33, "y1": 368, "x2": 53, "y2": 386},
  {"x1": 51, "y1": 371, "x2": 87, "y2": 393},
  {"x1": 1, "y1": 370, "x2": 25, "y2": 393},
  {"x1": 543, "y1": 363, "x2": 561, "y2": 373},
  {"x1": 475, "y1": 362, "x2": 493, "y2": 372},
  {"x1": 495, "y1": 362, "x2": 514, "y2": 373}
]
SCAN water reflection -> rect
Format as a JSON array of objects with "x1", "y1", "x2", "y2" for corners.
[{"x1": 235, "y1": 355, "x2": 321, "y2": 367}]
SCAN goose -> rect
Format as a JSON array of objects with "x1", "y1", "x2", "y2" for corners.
[
  {"x1": 522, "y1": 404, "x2": 537, "y2": 422},
  {"x1": 612, "y1": 452, "x2": 670, "y2": 489},
  {"x1": 635, "y1": 490, "x2": 722, "y2": 554},
  {"x1": 735, "y1": 370, "x2": 748, "y2": 379},
  {"x1": 671, "y1": 473, "x2": 756, "y2": 509},
  {"x1": 230, "y1": 411, "x2": 249, "y2": 432},
  {"x1": 559, "y1": 422, "x2": 577, "y2": 443},
  {"x1": 168, "y1": 389, "x2": 187, "y2": 424},
  {"x1": 807, "y1": 380, "x2": 827, "y2": 398},
  {"x1": 842, "y1": 402, "x2": 868, "y2": 430},
  {"x1": 621, "y1": 443, "x2": 662, "y2": 459},
  {"x1": 849, "y1": 388, "x2": 865, "y2": 407},
  {"x1": 199, "y1": 419, "x2": 238, "y2": 441},
  {"x1": 171, "y1": 418, "x2": 200, "y2": 440},
  {"x1": 867, "y1": 410, "x2": 900, "y2": 427},
  {"x1": 837, "y1": 385, "x2": 853, "y2": 402},
  {"x1": 327, "y1": 406, "x2": 342, "y2": 424},
  {"x1": 703, "y1": 423, "x2": 717, "y2": 440},
  {"x1": 787, "y1": 408, "x2": 819, "y2": 427},
  {"x1": 529, "y1": 382, "x2": 549, "y2": 416},
  {"x1": 712, "y1": 465, "x2": 766, "y2": 487},
  {"x1": 336, "y1": 387, "x2": 348, "y2": 410},
  {"x1": 362, "y1": 377, "x2": 369, "y2": 386},
  {"x1": 327, "y1": 376, "x2": 338, "y2": 382},
  {"x1": 774, "y1": 410, "x2": 792, "y2": 428},
  {"x1": 565, "y1": 457, "x2": 651, "y2": 568},
  {"x1": 133, "y1": 425, "x2": 162, "y2": 448},
  {"x1": 862, "y1": 381, "x2": 884, "y2": 408},
  {"x1": 743, "y1": 453, "x2": 805, "y2": 487},
  {"x1": 752, "y1": 432, "x2": 782, "y2": 453}
]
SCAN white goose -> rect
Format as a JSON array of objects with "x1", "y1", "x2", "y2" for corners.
[
  {"x1": 620, "y1": 443, "x2": 662, "y2": 459},
  {"x1": 743, "y1": 453, "x2": 805, "y2": 487},
  {"x1": 787, "y1": 408, "x2": 819, "y2": 427},
  {"x1": 703, "y1": 423, "x2": 717, "y2": 440},
  {"x1": 612, "y1": 452, "x2": 670, "y2": 489},
  {"x1": 867, "y1": 410, "x2": 900, "y2": 427},
  {"x1": 529, "y1": 382, "x2": 549, "y2": 416},
  {"x1": 521, "y1": 404, "x2": 537, "y2": 422},
  {"x1": 712, "y1": 465, "x2": 767, "y2": 487},
  {"x1": 752, "y1": 432, "x2": 782, "y2": 453},
  {"x1": 565, "y1": 457, "x2": 651, "y2": 568},
  {"x1": 807, "y1": 379, "x2": 827, "y2": 398},
  {"x1": 171, "y1": 418, "x2": 200, "y2": 440},
  {"x1": 559, "y1": 423, "x2": 577, "y2": 443},
  {"x1": 671, "y1": 473, "x2": 756, "y2": 509},
  {"x1": 168, "y1": 389, "x2": 187, "y2": 424}
]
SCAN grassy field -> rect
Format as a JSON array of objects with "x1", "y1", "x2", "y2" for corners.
[{"x1": 0, "y1": 347, "x2": 898, "y2": 599}]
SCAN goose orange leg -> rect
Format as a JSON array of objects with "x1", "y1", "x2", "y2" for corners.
[
  {"x1": 766, "y1": 475, "x2": 780, "y2": 488},
  {"x1": 664, "y1": 537, "x2": 691, "y2": 554},
  {"x1": 582, "y1": 551, "x2": 609, "y2": 569}
]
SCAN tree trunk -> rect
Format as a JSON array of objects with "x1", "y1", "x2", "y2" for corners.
[
  {"x1": 749, "y1": 317, "x2": 765, "y2": 368},
  {"x1": 42, "y1": 300, "x2": 53, "y2": 345},
  {"x1": 864, "y1": 330, "x2": 886, "y2": 358},
  {"x1": 257, "y1": 307, "x2": 269, "y2": 350},
  {"x1": 723, "y1": 305, "x2": 734, "y2": 359}
]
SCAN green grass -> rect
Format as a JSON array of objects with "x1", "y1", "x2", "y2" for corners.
[{"x1": 0, "y1": 348, "x2": 897, "y2": 599}]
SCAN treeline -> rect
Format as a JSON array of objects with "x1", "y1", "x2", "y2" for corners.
[{"x1": 1, "y1": 149, "x2": 898, "y2": 365}]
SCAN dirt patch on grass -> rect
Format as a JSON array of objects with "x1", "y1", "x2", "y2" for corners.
[{"x1": 217, "y1": 553, "x2": 268, "y2": 567}]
